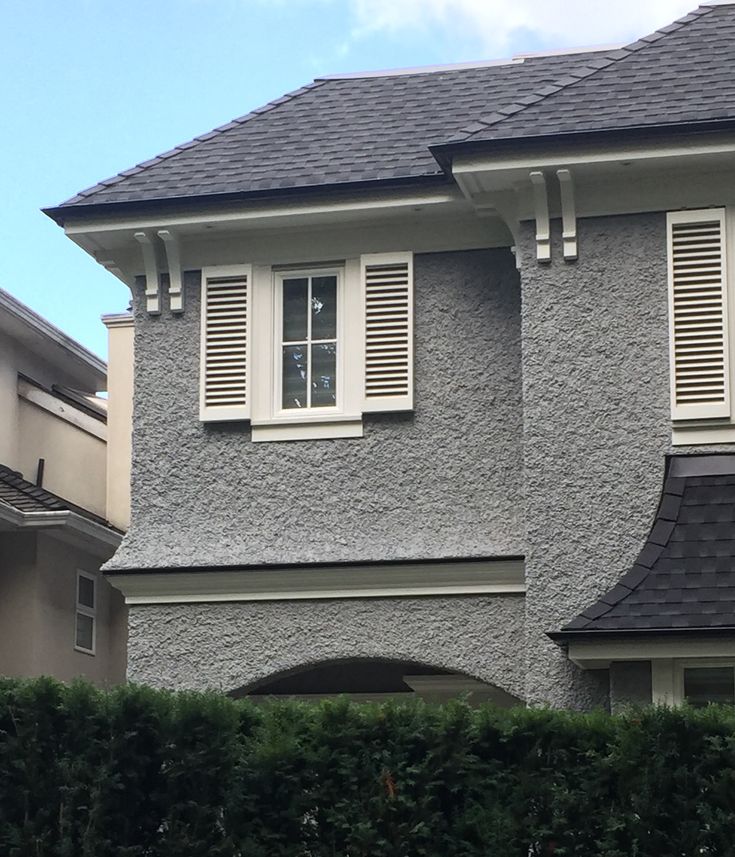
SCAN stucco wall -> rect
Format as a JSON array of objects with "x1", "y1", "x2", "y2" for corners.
[
  {"x1": 110, "y1": 248, "x2": 523, "y2": 569},
  {"x1": 519, "y1": 213, "x2": 672, "y2": 709},
  {"x1": 609, "y1": 661, "x2": 652, "y2": 713},
  {"x1": 0, "y1": 532, "x2": 126, "y2": 685},
  {"x1": 126, "y1": 595, "x2": 526, "y2": 699},
  {"x1": 16, "y1": 399, "x2": 107, "y2": 517}
]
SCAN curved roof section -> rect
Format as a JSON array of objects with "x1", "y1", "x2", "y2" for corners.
[
  {"x1": 55, "y1": 51, "x2": 612, "y2": 209},
  {"x1": 557, "y1": 455, "x2": 735, "y2": 637},
  {"x1": 447, "y1": 3, "x2": 735, "y2": 144}
]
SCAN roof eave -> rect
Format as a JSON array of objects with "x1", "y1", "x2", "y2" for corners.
[
  {"x1": 430, "y1": 117, "x2": 735, "y2": 170},
  {"x1": 43, "y1": 174, "x2": 453, "y2": 227},
  {"x1": 549, "y1": 626, "x2": 735, "y2": 644}
]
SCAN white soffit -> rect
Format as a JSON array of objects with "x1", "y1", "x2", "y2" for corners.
[
  {"x1": 107, "y1": 558, "x2": 526, "y2": 604},
  {"x1": 568, "y1": 637, "x2": 735, "y2": 669}
]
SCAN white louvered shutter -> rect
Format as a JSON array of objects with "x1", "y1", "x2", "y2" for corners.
[
  {"x1": 361, "y1": 253, "x2": 414, "y2": 412},
  {"x1": 200, "y1": 265, "x2": 252, "y2": 422},
  {"x1": 667, "y1": 210, "x2": 730, "y2": 421}
]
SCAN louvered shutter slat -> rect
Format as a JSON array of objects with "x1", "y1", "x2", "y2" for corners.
[
  {"x1": 667, "y1": 210, "x2": 730, "y2": 421},
  {"x1": 361, "y1": 253, "x2": 413, "y2": 412},
  {"x1": 200, "y1": 266, "x2": 251, "y2": 421}
]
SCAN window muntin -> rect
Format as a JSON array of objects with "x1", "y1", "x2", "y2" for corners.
[
  {"x1": 75, "y1": 571, "x2": 96, "y2": 655},
  {"x1": 276, "y1": 270, "x2": 340, "y2": 412}
]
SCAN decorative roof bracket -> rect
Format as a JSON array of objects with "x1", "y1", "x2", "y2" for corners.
[
  {"x1": 529, "y1": 171, "x2": 550, "y2": 263},
  {"x1": 557, "y1": 168, "x2": 577, "y2": 261},
  {"x1": 157, "y1": 229, "x2": 184, "y2": 313},
  {"x1": 134, "y1": 232, "x2": 160, "y2": 315}
]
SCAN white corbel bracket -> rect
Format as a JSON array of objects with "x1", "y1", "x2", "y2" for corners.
[
  {"x1": 529, "y1": 171, "x2": 551, "y2": 263},
  {"x1": 157, "y1": 229, "x2": 184, "y2": 313},
  {"x1": 557, "y1": 168, "x2": 578, "y2": 261},
  {"x1": 134, "y1": 231, "x2": 160, "y2": 314}
]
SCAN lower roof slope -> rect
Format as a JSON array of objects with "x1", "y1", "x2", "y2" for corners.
[
  {"x1": 0, "y1": 465, "x2": 116, "y2": 531},
  {"x1": 558, "y1": 455, "x2": 735, "y2": 637}
]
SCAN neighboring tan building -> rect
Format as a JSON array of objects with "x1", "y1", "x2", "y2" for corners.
[
  {"x1": 0, "y1": 288, "x2": 127, "y2": 685},
  {"x1": 45, "y1": 2, "x2": 735, "y2": 709}
]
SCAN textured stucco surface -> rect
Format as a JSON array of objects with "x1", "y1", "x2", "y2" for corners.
[
  {"x1": 126, "y1": 595, "x2": 526, "y2": 698},
  {"x1": 519, "y1": 214, "x2": 672, "y2": 709},
  {"x1": 109, "y1": 248, "x2": 523, "y2": 569},
  {"x1": 609, "y1": 661, "x2": 653, "y2": 713}
]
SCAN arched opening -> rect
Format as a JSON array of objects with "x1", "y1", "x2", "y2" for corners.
[{"x1": 231, "y1": 658, "x2": 522, "y2": 707}]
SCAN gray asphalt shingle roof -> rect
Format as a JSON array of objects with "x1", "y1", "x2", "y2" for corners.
[
  {"x1": 453, "y1": 3, "x2": 735, "y2": 144},
  {"x1": 58, "y1": 52, "x2": 605, "y2": 208},
  {"x1": 52, "y1": 3, "x2": 735, "y2": 213},
  {"x1": 0, "y1": 465, "x2": 117, "y2": 530},
  {"x1": 557, "y1": 455, "x2": 735, "y2": 636}
]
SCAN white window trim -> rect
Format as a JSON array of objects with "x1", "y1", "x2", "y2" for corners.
[
  {"x1": 74, "y1": 570, "x2": 97, "y2": 656},
  {"x1": 250, "y1": 259, "x2": 364, "y2": 441},
  {"x1": 671, "y1": 205, "x2": 735, "y2": 446},
  {"x1": 651, "y1": 658, "x2": 735, "y2": 706},
  {"x1": 273, "y1": 266, "x2": 344, "y2": 418}
]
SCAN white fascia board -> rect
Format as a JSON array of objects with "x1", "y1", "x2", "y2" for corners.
[
  {"x1": 0, "y1": 505, "x2": 121, "y2": 553},
  {"x1": 18, "y1": 378, "x2": 107, "y2": 441},
  {"x1": 568, "y1": 637, "x2": 735, "y2": 669},
  {"x1": 452, "y1": 134, "x2": 735, "y2": 180},
  {"x1": 62, "y1": 188, "x2": 464, "y2": 238},
  {"x1": 107, "y1": 559, "x2": 525, "y2": 604}
]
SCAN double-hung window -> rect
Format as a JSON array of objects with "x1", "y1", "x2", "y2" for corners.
[
  {"x1": 668, "y1": 208, "x2": 735, "y2": 444},
  {"x1": 277, "y1": 270, "x2": 341, "y2": 413},
  {"x1": 200, "y1": 253, "x2": 414, "y2": 441}
]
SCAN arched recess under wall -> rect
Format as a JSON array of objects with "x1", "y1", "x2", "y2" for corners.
[{"x1": 230, "y1": 658, "x2": 523, "y2": 707}]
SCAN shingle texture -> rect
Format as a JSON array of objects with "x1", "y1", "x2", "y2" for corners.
[
  {"x1": 455, "y1": 4, "x2": 735, "y2": 142},
  {"x1": 0, "y1": 465, "x2": 115, "y2": 529},
  {"x1": 57, "y1": 52, "x2": 611, "y2": 207},
  {"x1": 561, "y1": 455, "x2": 735, "y2": 634},
  {"x1": 54, "y1": 3, "x2": 735, "y2": 210}
]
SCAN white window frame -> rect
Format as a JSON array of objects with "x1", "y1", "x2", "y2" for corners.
[
  {"x1": 250, "y1": 259, "x2": 364, "y2": 441},
  {"x1": 671, "y1": 206, "x2": 735, "y2": 445},
  {"x1": 675, "y1": 659, "x2": 735, "y2": 706},
  {"x1": 273, "y1": 267, "x2": 344, "y2": 418},
  {"x1": 74, "y1": 570, "x2": 97, "y2": 656}
]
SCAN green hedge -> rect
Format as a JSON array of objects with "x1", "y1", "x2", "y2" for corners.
[{"x1": 1, "y1": 678, "x2": 734, "y2": 856}]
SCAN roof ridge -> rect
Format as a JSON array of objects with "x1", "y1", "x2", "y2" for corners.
[
  {"x1": 446, "y1": 4, "x2": 716, "y2": 144},
  {"x1": 61, "y1": 80, "x2": 329, "y2": 206}
]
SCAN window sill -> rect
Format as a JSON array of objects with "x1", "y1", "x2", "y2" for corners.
[
  {"x1": 251, "y1": 415, "x2": 363, "y2": 442},
  {"x1": 672, "y1": 422, "x2": 735, "y2": 446}
]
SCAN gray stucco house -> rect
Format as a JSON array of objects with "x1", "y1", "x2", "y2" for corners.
[{"x1": 46, "y1": 2, "x2": 735, "y2": 710}]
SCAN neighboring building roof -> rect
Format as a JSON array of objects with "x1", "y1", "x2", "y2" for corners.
[
  {"x1": 0, "y1": 288, "x2": 106, "y2": 392},
  {"x1": 0, "y1": 465, "x2": 115, "y2": 530},
  {"x1": 555, "y1": 455, "x2": 735, "y2": 637},
  {"x1": 47, "y1": 2, "x2": 735, "y2": 216},
  {"x1": 449, "y1": 3, "x2": 735, "y2": 145}
]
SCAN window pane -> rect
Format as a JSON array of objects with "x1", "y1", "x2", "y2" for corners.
[
  {"x1": 311, "y1": 276, "x2": 337, "y2": 340},
  {"x1": 76, "y1": 613, "x2": 94, "y2": 651},
  {"x1": 311, "y1": 343, "x2": 337, "y2": 407},
  {"x1": 282, "y1": 345, "x2": 308, "y2": 409},
  {"x1": 683, "y1": 667, "x2": 735, "y2": 707},
  {"x1": 282, "y1": 278, "x2": 308, "y2": 342},
  {"x1": 78, "y1": 575, "x2": 94, "y2": 609}
]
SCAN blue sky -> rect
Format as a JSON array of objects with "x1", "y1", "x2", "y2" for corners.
[{"x1": 1, "y1": 0, "x2": 696, "y2": 363}]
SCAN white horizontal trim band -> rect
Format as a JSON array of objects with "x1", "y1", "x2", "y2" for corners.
[{"x1": 107, "y1": 559, "x2": 525, "y2": 604}]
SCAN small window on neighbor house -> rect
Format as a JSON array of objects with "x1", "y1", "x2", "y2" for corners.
[
  {"x1": 683, "y1": 666, "x2": 735, "y2": 707},
  {"x1": 75, "y1": 571, "x2": 96, "y2": 655}
]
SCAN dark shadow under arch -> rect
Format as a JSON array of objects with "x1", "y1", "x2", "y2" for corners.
[{"x1": 230, "y1": 657, "x2": 523, "y2": 707}]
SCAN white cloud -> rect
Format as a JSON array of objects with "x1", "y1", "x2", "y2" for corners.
[{"x1": 348, "y1": 0, "x2": 701, "y2": 56}]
